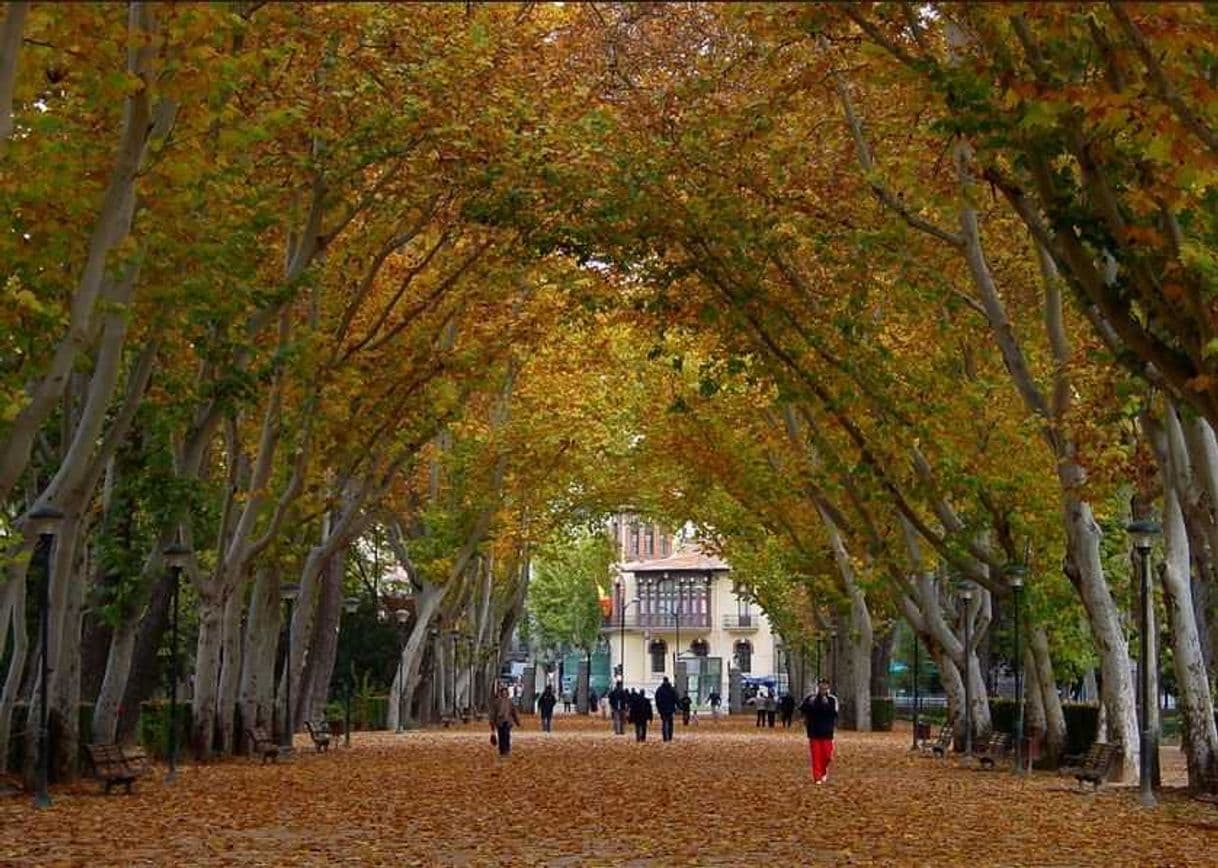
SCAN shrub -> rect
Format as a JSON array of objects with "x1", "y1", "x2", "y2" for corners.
[
  {"x1": 137, "y1": 700, "x2": 193, "y2": 760},
  {"x1": 871, "y1": 697, "x2": 894, "y2": 732}
]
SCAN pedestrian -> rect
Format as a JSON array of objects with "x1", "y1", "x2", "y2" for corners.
[
  {"x1": 780, "y1": 692, "x2": 796, "y2": 728},
  {"x1": 537, "y1": 684, "x2": 557, "y2": 733},
  {"x1": 679, "y1": 693, "x2": 692, "y2": 726},
  {"x1": 588, "y1": 688, "x2": 598, "y2": 715},
  {"x1": 765, "y1": 690, "x2": 776, "y2": 728},
  {"x1": 708, "y1": 691, "x2": 721, "y2": 720},
  {"x1": 491, "y1": 686, "x2": 522, "y2": 757},
  {"x1": 799, "y1": 678, "x2": 839, "y2": 784},
  {"x1": 631, "y1": 689, "x2": 653, "y2": 741},
  {"x1": 754, "y1": 691, "x2": 766, "y2": 727},
  {"x1": 562, "y1": 690, "x2": 572, "y2": 714},
  {"x1": 609, "y1": 680, "x2": 627, "y2": 735},
  {"x1": 655, "y1": 677, "x2": 678, "y2": 742}
]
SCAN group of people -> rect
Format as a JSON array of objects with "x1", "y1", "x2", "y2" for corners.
[
  {"x1": 496, "y1": 676, "x2": 840, "y2": 784},
  {"x1": 750, "y1": 689, "x2": 799, "y2": 728}
]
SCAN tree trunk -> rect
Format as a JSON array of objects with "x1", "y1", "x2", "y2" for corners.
[
  {"x1": 1158, "y1": 460, "x2": 1218, "y2": 786},
  {"x1": 1063, "y1": 495, "x2": 1139, "y2": 781},
  {"x1": 191, "y1": 589, "x2": 227, "y2": 760},
  {"x1": 239, "y1": 566, "x2": 282, "y2": 742},
  {"x1": 0, "y1": 556, "x2": 29, "y2": 774},
  {"x1": 1030, "y1": 627, "x2": 1067, "y2": 764},
  {"x1": 215, "y1": 589, "x2": 245, "y2": 755},
  {"x1": 299, "y1": 552, "x2": 344, "y2": 725},
  {"x1": 388, "y1": 581, "x2": 444, "y2": 730}
]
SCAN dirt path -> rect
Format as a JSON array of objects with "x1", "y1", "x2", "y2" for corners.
[{"x1": 2, "y1": 718, "x2": 1216, "y2": 865}]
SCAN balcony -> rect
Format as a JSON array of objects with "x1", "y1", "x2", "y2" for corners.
[
  {"x1": 722, "y1": 614, "x2": 759, "y2": 631},
  {"x1": 601, "y1": 612, "x2": 711, "y2": 630}
]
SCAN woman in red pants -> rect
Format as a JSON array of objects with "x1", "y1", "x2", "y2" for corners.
[{"x1": 798, "y1": 679, "x2": 839, "y2": 784}]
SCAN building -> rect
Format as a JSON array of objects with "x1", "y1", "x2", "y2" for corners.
[{"x1": 602, "y1": 515, "x2": 778, "y2": 704}]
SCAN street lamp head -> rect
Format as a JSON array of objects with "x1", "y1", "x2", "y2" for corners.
[
  {"x1": 25, "y1": 505, "x2": 65, "y2": 537},
  {"x1": 280, "y1": 583, "x2": 301, "y2": 602},
  {"x1": 395, "y1": 609, "x2": 411, "y2": 625},
  {"x1": 1004, "y1": 564, "x2": 1027, "y2": 590},
  {"x1": 958, "y1": 581, "x2": 974, "y2": 603},
  {"x1": 1125, "y1": 519, "x2": 1161, "y2": 552},
  {"x1": 163, "y1": 543, "x2": 193, "y2": 569},
  {"x1": 343, "y1": 596, "x2": 360, "y2": 615}
]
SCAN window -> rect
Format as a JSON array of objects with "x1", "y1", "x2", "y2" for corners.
[
  {"x1": 734, "y1": 640, "x2": 753, "y2": 673},
  {"x1": 690, "y1": 639, "x2": 709, "y2": 658},
  {"x1": 650, "y1": 640, "x2": 668, "y2": 673},
  {"x1": 645, "y1": 525, "x2": 655, "y2": 557},
  {"x1": 629, "y1": 521, "x2": 640, "y2": 558}
]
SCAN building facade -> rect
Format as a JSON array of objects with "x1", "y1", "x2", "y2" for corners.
[{"x1": 602, "y1": 515, "x2": 777, "y2": 704}]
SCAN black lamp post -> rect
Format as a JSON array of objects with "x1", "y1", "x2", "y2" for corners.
[
  {"x1": 816, "y1": 636, "x2": 823, "y2": 680},
  {"x1": 449, "y1": 630, "x2": 459, "y2": 719},
  {"x1": 280, "y1": 583, "x2": 301, "y2": 750},
  {"x1": 911, "y1": 630, "x2": 920, "y2": 752},
  {"x1": 27, "y1": 505, "x2": 63, "y2": 810},
  {"x1": 1006, "y1": 564, "x2": 1027, "y2": 774},
  {"x1": 959, "y1": 582, "x2": 975, "y2": 756},
  {"x1": 163, "y1": 542, "x2": 192, "y2": 782},
  {"x1": 341, "y1": 596, "x2": 359, "y2": 748},
  {"x1": 1127, "y1": 519, "x2": 1160, "y2": 808}
]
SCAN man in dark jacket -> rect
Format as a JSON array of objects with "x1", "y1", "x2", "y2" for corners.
[
  {"x1": 631, "y1": 690, "x2": 653, "y2": 741},
  {"x1": 679, "y1": 693, "x2": 692, "y2": 726},
  {"x1": 537, "y1": 684, "x2": 557, "y2": 732},
  {"x1": 609, "y1": 680, "x2": 627, "y2": 735},
  {"x1": 779, "y1": 692, "x2": 796, "y2": 728},
  {"x1": 799, "y1": 679, "x2": 839, "y2": 783},
  {"x1": 654, "y1": 677, "x2": 678, "y2": 741}
]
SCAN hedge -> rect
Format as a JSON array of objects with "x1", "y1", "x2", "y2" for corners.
[
  {"x1": 136, "y1": 700, "x2": 194, "y2": 759},
  {"x1": 871, "y1": 697, "x2": 894, "y2": 732}
]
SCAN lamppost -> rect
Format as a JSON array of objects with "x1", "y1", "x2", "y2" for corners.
[
  {"x1": 342, "y1": 596, "x2": 359, "y2": 748},
  {"x1": 449, "y1": 630, "x2": 459, "y2": 719},
  {"x1": 164, "y1": 542, "x2": 192, "y2": 782},
  {"x1": 27, "y1": 505, "x2": 63, "y2": 810},
  {"x1": 911, "y1": 629, "x2": 920, "y2": 752},
  {"x1": 619, "y1": 595, "x2": 641, "y2": 690},
  {"x1": 1006, "y1": 564, "x2": 1027, "y2": 774},
  {"x1": 959, "y1": 582, "x2": 975, "y2": 756},
  {"x1": 280, "y1": 583, "x2": 301, "y2": 750},
  {"x1": 1127, "y1": 519, "x2": 1160, "y2": 808},
  {"x1": 815, "y1": 635, "x2": 823, "y2": 680}
]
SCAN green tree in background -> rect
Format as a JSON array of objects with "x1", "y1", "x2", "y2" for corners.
[{"x1": 527, "y1": 530, "x2": 614, "y2": 654}]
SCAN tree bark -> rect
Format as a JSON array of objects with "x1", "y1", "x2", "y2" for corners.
[
  {"x1": 1029, "y1": 626, "x2": 1067, "y2": 764},
  {"x1": 0, "y1": 0, "x2": 29, "y2": 141}
]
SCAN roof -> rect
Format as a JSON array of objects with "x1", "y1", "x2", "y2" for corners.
[{"x1": 620, "y1": 545, "x2": 730, "y2": 574}]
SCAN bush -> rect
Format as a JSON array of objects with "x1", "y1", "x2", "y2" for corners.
[
  {"x1": 990, "y1": 698, "x2": 1017, "y2": 734},
  {"x1": 353, "y1": 695, "x2": 389, "y2": 730},
  {"x1": 871, "y1": 697, "x2": 894, "y2": 732},
  {"x1": 137, "y1": 700, "x2": 193, "y2": 760}
]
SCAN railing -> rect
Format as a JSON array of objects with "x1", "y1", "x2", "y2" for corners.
[
  {"x1": 721, "y1": 614, "x2": 758, "y2": 630},
  {"x1": 601, "y1": 612, "x2": 711, "y2": 629}
]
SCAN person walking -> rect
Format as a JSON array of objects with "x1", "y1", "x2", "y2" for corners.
[
  {"x1": 631, "y1": 689, "x2": 653, "y2": 742},
  {"x1": 799, "y1": 679, "x2": 839, "y2": 784},
  {"x1": 537, "y1": 684, "x2": 557, "y2": 733},
  {"x1": 655, "y1": 677, "x2": 678, "y2": 742},
  {"x1": 609, "y1": 680, "x2": 627, "y2": 735},
  {"x1": 779, "y1": 692, "x2": 796, "y2": 729},
  {"x1": 491, "y1": 686, "x2": 522, "y2": 757},
  {"x1": 588, "y1": 688, "x2": 598, "y2": 716},
  {"x1": 765, "y1": 690, "x2": 776, "y2": 728},
  {"x1": 708, "y1": 691, "x2": 721, "y2": 720},
  {"x1": 679, "y1": 693, "x2": 692, "y2": 726},
  {"x1": 562, "y1": 690, "x2": 572, "y2": 714},
  {"x1": 754, "y1": 691, "x2": 766, "y2": 727}
]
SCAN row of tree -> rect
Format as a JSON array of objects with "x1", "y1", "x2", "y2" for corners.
[{"x1": 3, "y1": 2, "x2": 1217, "y2": 794}]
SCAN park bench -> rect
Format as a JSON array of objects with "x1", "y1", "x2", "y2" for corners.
[
  {"x1": 85, "y1": 743, "x2": 150, "y2": 795},
  {"x1": 922, "y1": 724, "x2": 954, "y2": 758},
  {"x1": 1060, "y1": 742, "x2": 1121, "y2": 790},
  {"x1": 245, "y1": 726, "x2": 280, "y2": 764},
  {"x1": 303, "y1": 720, "x2": 331, "y2": 752},
  {"x1": 973, "y1": 732, "x2": 1012, "y2": 770}
]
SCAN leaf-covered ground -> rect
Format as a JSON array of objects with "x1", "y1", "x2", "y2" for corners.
[{"x1": 3, "y1": 717, "x2": 1217, "y2": 866}]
